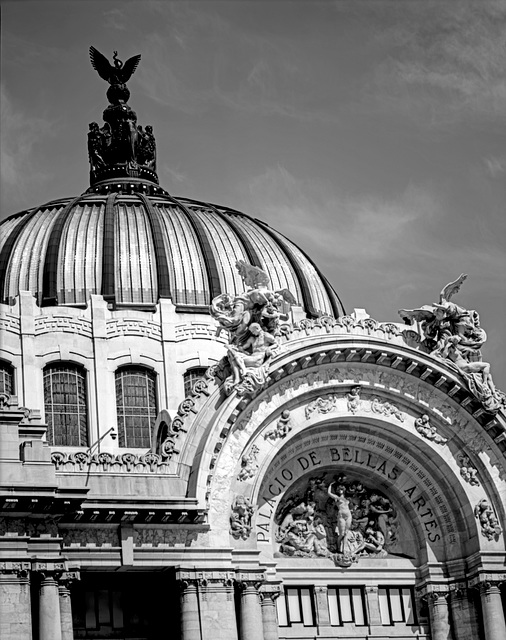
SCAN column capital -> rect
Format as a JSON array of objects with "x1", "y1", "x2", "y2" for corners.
[
  {"x1": 0, "y1": 560, "x2": 31, "y2": 578},
  {"x1": 468, "y1": 573, "x2": 506, "y2": 591},
  {"x1": 32, "y1": 559, "x2": 67, "y2": 580},
  {"x1": 236, "y1": 570, "x2": 265, "y2": 591},
  {"x1": 58, "y1": 570, "x2": 80, "y2": 589},
  {"x1": 176, "y1": 568, "x2": 235, "y2": 590},
  {"x1": 259, "y1": 583, "x2": 281, "y2": 603}
]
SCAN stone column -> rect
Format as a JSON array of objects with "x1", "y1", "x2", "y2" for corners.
[
  {"x1": 314, "y1": 585, "x2": 330, "y2": 627},
  {"x1": 58, "y1": 571, "x2": 79, "y2": 640},
  {"x1": 199, "y1": 574, "x2": 238, "y2": 640},
  {"x1": 237, "y1": 578, "x2": 263, "y2": 640},
  {"x1": 0, "y1": 563, "x2": 32, "y2": 640},
  {"x1": 478, "y1": 581, "x2": 506, "y2": 640},
  {"x1": 178, "y1": 577, "x2": 202, "y2": 640},
  {"x1": 39, "y1": 574, "x2": 62, "y2": 640},
  {"x1": 259, "y1": 585, "x2": 280, "y2": 640},
  {"x1": 364, "y1": 585, "x2": 382, "y2": 626},
  {"x1": 449, "y1": 586, "x2": 480, "y2": 640},
  {"x1": 426, "y1": 591, "x2": 452, "y2": 640}
]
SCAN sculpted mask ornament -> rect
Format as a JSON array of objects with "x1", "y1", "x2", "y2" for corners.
[
  {"x1": 210, "y1": 261, "x2": 296, "y2": 397},
  {"x1": 415, "y1": 414, "x2": 447, "y2": 445},
  {"x1": 275, "y1": 474, "x2": 397, "y2": 568},
  {"x1": 399, "y1": 274, "x2": 505, "y2": 414},
  {"x1": 474, "y1": 499, "x2": 502, "y2": 541}
]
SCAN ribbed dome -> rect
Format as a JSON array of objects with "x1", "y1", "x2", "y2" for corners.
[{"x1": 0, "y1": 184, "x2": 344, "y2": 318}]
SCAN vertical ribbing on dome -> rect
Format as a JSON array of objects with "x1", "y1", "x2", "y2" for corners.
[
  {"x1": 164, "y1": 196, "x2": 221, "y2": 303},
  {"x1": 101, "y1": 193, "x2": 117, "y2": 302},
  {"x1": 203, "y1": 204, "x2": 263, "y2": 269},
  {"x1": 255, "y1": 219, "x2": 319, "y2": 318},
  {"x1": 41, "y1": 197, "x2": 84, "y2": 306},
  {"x1": 137, "y1": 194, "x2": 172, "y2": 299},
  {"x1": 0, "y1": 207, "x2": 41, "y2": 303}
]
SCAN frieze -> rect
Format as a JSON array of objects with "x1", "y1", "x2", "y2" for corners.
[
  {"x1": 51, "y1": 450, "x2": 172, "y2": 473},
  {"x1": 106, "y1": 318, "x2": 161, "y2": 340},
  {"x1": 133, "y1": 528, "x2": 198, "y2": 547},
  {"x1": 34, "y1": 315, "x2": 92, "y2": 338},
  {"x1": 305, "y1": 395, "x2": 337, "y2": 419},
  {"x1": 175, "y1": 323, "x2": 227, "y2": 342},
  {"x1": 61, "y1": 527, "x2": 120, "y2": 547},
  {"x1": 0, "y1": 517, "x2": 59, "y2": 537},
  {"x1": 0, "y1": 314, "x2": 20, "y2": 334}
]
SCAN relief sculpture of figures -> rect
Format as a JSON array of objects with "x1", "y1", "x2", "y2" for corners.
[
  {"x1": 399, "y1": 274, "x2": 505, "y2": 414},
  {"x1": 210, "y1": 261, "x2": 296, "y2": 397},
  {"x1": 230, "y1": 495, "x2": 254, "y2": 540},
  {"x1": 415, "y1": 414, "x2": 447, "y2": 445},
  {"x1": 474, "y1": 499, "x2": 502, "y2": 541},
  {"x1": 275, "y1": 474, "x2": 395, "y2": 567}
]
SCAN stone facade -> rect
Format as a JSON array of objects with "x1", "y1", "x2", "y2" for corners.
[{"x1": 1, "y1": 294, "x2": 505, "y2": 639}]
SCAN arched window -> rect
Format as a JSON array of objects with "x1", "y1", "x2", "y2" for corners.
[
  {"x1": 0, "y1": 361, "x2": 14, "y2": 396},
  {"x1": 115, "y1": 367, "x2": 157, "y2": 448},
  {"x1": 43, "y1": 363, "x2": 88, "y2": 446},
  {"x1": 183, "y1": 366, "x2": 207, "y2": 397}
]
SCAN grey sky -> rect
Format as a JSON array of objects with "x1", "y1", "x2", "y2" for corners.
[{"x1": 2, "y1": 0, "x2": 505, "y2": 388}]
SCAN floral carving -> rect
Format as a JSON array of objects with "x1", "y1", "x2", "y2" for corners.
[
  {"x1": 61, "y1": 528, "x2": 120, "y2": 547},
  {"x1": 415, "y1": 414, "x2": 447, "y2": 445},
  {"x1": 51, "y1": 450, "x2": 172, "y2": 474},
  {"x1": 133, "y1": 528, "x2": 198, "y2": 547}
]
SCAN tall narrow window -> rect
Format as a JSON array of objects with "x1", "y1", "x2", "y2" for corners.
[
  {"x1": 0, "y1": 361, "x2": 14, "y2": 396},
  {"x1": 378, "y1": 587, "x2": 416, "y2": 625},
  {"x1": 327, "y1": 587, "x2": 366, "y2": 626},
  {"x1": 276, "y1": 587, "x2": 315, "y2": 627},
  {"x1": 183, "y1": 366, "x2": 207, "y2": 397},
  {"x1": 43, "y1": 364, "x2": 88, "y2": 446},
  {"x1": 115, "y1": 367, "x2": 157, "y2": 448}
]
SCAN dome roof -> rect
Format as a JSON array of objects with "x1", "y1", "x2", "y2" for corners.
[{"x1": 0, "y1": 182, "x2": 344, "y2": 318}]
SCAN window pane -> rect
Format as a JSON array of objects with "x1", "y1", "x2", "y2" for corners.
[
  {"x1": 328, "y1": 588, "x2": 340, "y2": 626},
  {"x1": 339, "y1": 589, "x2": 353, "y2": 622},
  {"x1": 287, "y1": 588, "x2": 302, "y2": 623},
  {"x1": 390, "y1": 588, "x2": 403, "y2": 622},
  {"x1": 0, "y1": 363, "x2": 13, "y2": 395},
  {"x1": 402, "y1": 589, "x2": 415, "y2": 624},
  {"x1": 378, "y1": 588, "x2": 391, "y2": 625},
  {"x1": 85, "y1": 591, "x2": 97, "y2": 629},
  {"x1": 116, "y1": 367, "x2": 157, "y2": 448},
  {"x1": 276, "y1": 594, "x2": 288, "y2": 626},
  {"x1": 352, "y1": 588, "x2": 365, "y2": 625},
  {"x1": 300, "y1": 588, "x2": 314, "y2": 626},
  {"x1": 184, "y1": 367, "x2": 207, "y2": 397},
  {"x1": 112, "y1": 591, "x2": 123, "y2": 628},
  {"x1": 44, "y1": 364, "x2": 88, "y2": 446}
]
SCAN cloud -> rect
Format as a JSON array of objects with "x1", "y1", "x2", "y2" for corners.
[
  {"x1": 484, "y1": 156, "x2": 506, "y2": 177},
  {"x1": 357, "y1": 1, "x2": 506, "y2": 127},
  {"x1": 0, "y1": 85, "x2": 56, "y2": 207},
  {"x1": 103, "y1": 8, "x2": 127, "y2": 31}
]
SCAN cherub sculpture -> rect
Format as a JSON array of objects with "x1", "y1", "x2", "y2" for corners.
[
  {"x1": 399, "y1": 275, "x2": 504, "y2": 414},
  {"x1": 210, "y1": 262, "x2": 295, "y2": 396},
  {"x1": 414, "y1": 414, "x2": 447, "y2": 445},
  {"x1": 474, "y1": 499, "x2": 502, "y2": 541},
  {"x1": 230, "y1": 495, "x2": 254, "y2": 540}
]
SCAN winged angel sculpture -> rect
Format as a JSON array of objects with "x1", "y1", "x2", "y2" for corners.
[
  {"x1": 399, "y1": 274, "x2": 505, "y2": 413},
  {"x1": 89, "y1": 46, "x2": 141, "y2": 105},
  {"x1": 210, "y1": 261, "x2": 296, "y2": 397}
]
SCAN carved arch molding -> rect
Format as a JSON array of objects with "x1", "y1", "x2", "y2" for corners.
[{"x1": 198, "y1": 363, "x2": 506, "y2": 566}]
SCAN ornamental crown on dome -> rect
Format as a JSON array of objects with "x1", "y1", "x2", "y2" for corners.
[{"x1": 87, "y1": 46, "x2": 158, "y2": 188}]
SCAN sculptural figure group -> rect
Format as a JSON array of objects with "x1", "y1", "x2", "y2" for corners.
[
  {"x1": 88, "y1": 47, "x2": 157, "y2": 182},
  {"x1": 399, "y1": 274, "x2": 505, "y2": 414},
  {"x1": 275, "y1": 474, "x2": 397, "y2": 567},
  {"x1": 210, "y1": 261, "x2": 295, "y2": 396}
]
